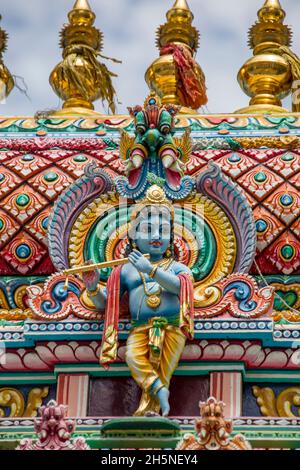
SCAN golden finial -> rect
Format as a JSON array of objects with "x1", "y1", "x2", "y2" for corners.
[
  {"x1": 236, "y1": 0, "x2": 293, "y2": 113},
  {"x1": 157, "y1": 0, "x2": 198, "y2": 51},
  {"x1": 145, "y1": 0, "x2": 207, "y2": 114},
  {"x1": 0, "y1": 15, "x2": 14, "y2": 103},
  {"x1": 73, "y1": 0, "x2": 92, "y2": 10},
  {"x1": 258, "y1": 0, "x2": 285, "y2": 22},
  {"x1": 172, "y1": 0, "x2": 191, "y2": 11},
  {"x1": 49, "y1": 0, "x2": 120, "y2": 116}
]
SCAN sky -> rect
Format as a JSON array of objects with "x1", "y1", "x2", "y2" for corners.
[{"x1": 0, "y1": 0, "x2": 300, "y2": 116}]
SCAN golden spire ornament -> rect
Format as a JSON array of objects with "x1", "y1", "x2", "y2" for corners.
[
  {"x1": 0, "y1": 15, "x2": 14, "y2": 103},
  {"x1": 49, "y1": 0, "x2": 121, "y2": 116},
  {"x1": 73, "y1": 0, "x2": 92, "y2": 9},
  {"x1": 236, "y1": 0, "x2": 293, "y2": 114},
  {"x1": 145, "y1": 0, "x2": 207, "y2": 114}
]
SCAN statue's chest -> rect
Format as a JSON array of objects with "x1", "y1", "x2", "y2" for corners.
[
  {"x1": 123, "y1": 266, "x2": 181, "y2": 320},
  {"x1": 122, "y1": 267, "x2": 140, "y2": 290},
  {"x1": 125, "y1": 269, "x2": 153, "y2": 291},
  {"x1": 124, "y1": 265, "x2": 175, "y2": 292}
]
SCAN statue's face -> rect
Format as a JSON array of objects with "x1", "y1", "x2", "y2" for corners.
[
  {"x1": 135, "y1": 109, "x2": 173, "y2": 153},
  {"x1": 131, "y1": 206, "x2": 172, "y2": 257}
]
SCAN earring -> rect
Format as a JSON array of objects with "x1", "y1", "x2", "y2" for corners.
[
  {"x1": 132, "y1": 242, "x2": 137, "y2": 249},
  {"x1": 165, "y1": 248, "x2": 172, "y2": 258}
]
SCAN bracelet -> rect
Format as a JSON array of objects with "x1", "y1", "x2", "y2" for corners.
[
  {"x1": 149, "y1": 265, "x2": 158, "y2": 279},
  {"x1": 87, "y1": 283, "x2": 101, "y2": 298}
]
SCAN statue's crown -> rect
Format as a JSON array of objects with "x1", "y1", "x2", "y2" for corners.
[{"x1": 131, "y1": 185, "x2": 174, "y2": 220}]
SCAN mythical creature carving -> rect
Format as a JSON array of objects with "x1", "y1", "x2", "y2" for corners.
[
  {"x1": 116, "y1": 93, "x2": 194, "y2": 200},
  {"x1": 176, "y1": 397, "x2": 252, "y2": 451},
  {"x1": 16, "y1": 400, "x2": 90, "y2": 451}
]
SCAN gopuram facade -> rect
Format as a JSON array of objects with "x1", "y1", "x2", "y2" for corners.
[{"x1": 0, "y1": 0, "x2": 299, "y2": 451}]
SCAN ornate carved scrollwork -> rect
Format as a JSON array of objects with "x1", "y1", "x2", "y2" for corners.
[
  {"x1": 0, "y1": 387, "x2": 49, "y2": 417},
  {"x1": 253, "y1": 386, "x2": 300, "y2": 417}
]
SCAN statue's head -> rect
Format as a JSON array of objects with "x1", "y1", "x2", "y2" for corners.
[
  {"x1": 128, "y1": 185, "x2": 174, "y2": 258},
  {"x1": 118, "y1": 93, "x2": 192, "y2": 198},
  {"x1": 128, "y1": 93, "x2": 179, "y2": 155}
]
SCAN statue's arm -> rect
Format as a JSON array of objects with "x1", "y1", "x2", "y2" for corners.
[
  {"x1": 152, "y1": 267, "x2": 181, "y2": 295},
  {"x1": 89, "y1": 287, "x2": 107, "y2": 311},
  {"x1": 128, "y1": 250, "x2": 192, "y2": 295},
  {"x1": 83, "y1": 265, "x2": 126, "y2": 311},
  {"x1": 153, "y1": 263, "x2": 193, "y2": 295}
]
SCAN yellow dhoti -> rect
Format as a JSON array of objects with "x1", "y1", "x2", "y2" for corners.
[{"x1": 125, "y1": 317, "x2": 186, "y2": 416}]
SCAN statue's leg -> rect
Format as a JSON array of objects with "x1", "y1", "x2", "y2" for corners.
[
  {"x1": 135, "y1": 390, "x2": 160, "y2": 417},
  {"x1": 133, "y1": 326, "x2": 186, "y2": 417},
  {"x1": 125, "y1": 327, "x2": 160, "y2": 416},
  {"x1": 159, "y1": 326, "x2": 186, "y2": 387},
  {"x1": 155, "y1": 326, "x2": 186, "y2": 415}
]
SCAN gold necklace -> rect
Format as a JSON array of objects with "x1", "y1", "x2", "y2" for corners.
[
  {"x1": 139, "y1": 258, "x2": 173, "y2": 309},
  {"x1": 151, "y1": 258, "x2": 171, "y2": 269}
]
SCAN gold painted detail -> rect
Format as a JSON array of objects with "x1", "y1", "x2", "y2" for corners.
[
  {"x1": 236, "y1": 0, "x2": 293, "y2": 114},
  {"x1": 271, "y1": 283, "x2": 300, "y2": 322},
  {"x1": 0, "y1": 282, "x2": 44, "y2": 320},
  {"x1": 157, "y1": 0, "x2": 199, "y2": 51},
  {"x1": 139, "y1": 258, "x2": 174, "y2": 309},
  {"x1": 235, "y1": 135, "x2": 300, "y2": 149},
  {"x1": 278, "y1": 46, "x2": 300, "y2": 112},
  {"x1": 253, "y1": 385, "x2": 300, "y2": 417},
  {"x1": 119, "y1": 130, "x2": 135, "y2": 161},
  {"x1": 0, "y1": 289, "x2": 10, "y2": 311},
  {"x1": 99, "y1": 324, "x2": 118, "y2": 365},
  {"x1": 0, "y1": 309, "x2": 32, "y2": 321},
  {"x1": 0, "y1": 387, "x2": 49, "y2": 417},
  {"x1": 193, "y1": 285, "x2": 222, "y2": 309},
  {"x1": 145, "y1": 0, "x2": 206, "y2": 112},
  {"x1": 132, "y1": 185, "x2": 175, "y2": 220},
  {"x1": 273, "y1": 311, "x2": 300, "y2": 322},
  {"x1": 0, "y1": 15, "x2": 14, "y2": 100},
  {"x1": 173, "y1": 128, "x2": 192, "y2": 163},
  {"x1": 49, "y1": 0, "x2": 120, "y2": 114}
]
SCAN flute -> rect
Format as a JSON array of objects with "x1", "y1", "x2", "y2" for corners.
[{"x1": 62, "y1": 254, "x2": 150, "y2": 289}]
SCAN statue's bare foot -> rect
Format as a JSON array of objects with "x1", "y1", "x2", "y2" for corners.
[
  {"x1": 157, "y1": 387, "x2": 170, "y2": 417},
  {"x1": 145, "y1": 411, "x2": 160, "y2": 418}
]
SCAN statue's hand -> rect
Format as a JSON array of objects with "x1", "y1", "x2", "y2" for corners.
[
  {"x1": 82, "y1": 260, "x2": 100, "y2": 291},
  {"x1": 128, "y1": 249, "x2": 152, "y2": 274}
]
